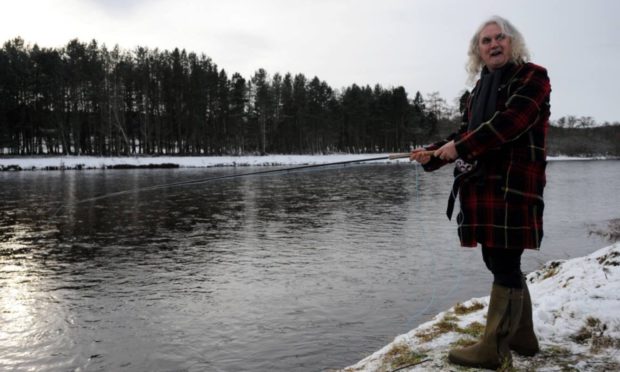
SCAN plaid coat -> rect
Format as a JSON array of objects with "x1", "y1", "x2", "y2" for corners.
[{"x1": 424, "y1": 62, "x2": 551, "y2": 249}]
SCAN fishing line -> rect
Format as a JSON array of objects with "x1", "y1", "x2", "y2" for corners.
[
  {"x1": 50, "y1": 155, "x2": 407, "y2": 217},
  {"x1": 404, "y1": 162, "x2": 438, "y2": 330},
  {"x1": 404, "y1": 163, "x2": 465, "y2": 332},
  {"x1": 49, "y1": 152, "x2": 465, "y2": 335},
  {"x1": 50, "y1": 152, "x2": 465, "y2": 332}
]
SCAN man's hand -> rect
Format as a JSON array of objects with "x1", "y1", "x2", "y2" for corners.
[
  {"x1": 433, "y1": 140, "x2": 458, "y2": 161},
  {"x1": 410, "y1": 148, "x2": 432, "y2": 165}
]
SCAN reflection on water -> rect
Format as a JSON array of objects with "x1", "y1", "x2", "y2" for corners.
[{"x1": 0, "y1": 161, "x2": 618, "y2": 371}]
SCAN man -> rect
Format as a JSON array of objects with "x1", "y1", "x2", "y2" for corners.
[{"x1": 411, "y1": 16, "x2": 551, "y2": 369}]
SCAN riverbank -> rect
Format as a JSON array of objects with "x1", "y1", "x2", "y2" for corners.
[
  {"x1": 340, "y1": 240, "x2": 620, "y2": 372},
  {"x1": 0, "y1": 154, "x2": 612, "y2": 171}
]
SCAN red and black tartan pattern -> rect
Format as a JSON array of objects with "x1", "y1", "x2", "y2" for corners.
[{"x1": 425, "y1": 62, "x2": 551, "y2": 249}]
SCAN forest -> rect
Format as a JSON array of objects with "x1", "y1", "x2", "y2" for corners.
[
  {"x1": 1, "y1": 37, "x2": 618, "y2": 157},
  {"x1": 0, "y1": 37, "x2": 450, "y2": 156}
]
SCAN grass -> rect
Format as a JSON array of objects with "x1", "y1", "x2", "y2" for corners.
[
  {"x1": 562, "y1": 275, "x2": 575, "y2": 288},
  {"x1": 569, "y1": 316, "x2": 620, "y2": 353},
  {"x1": 381, "y1": 342, "x2": 427, "y2": 371},
  {"x1": 450, "y1": 337, "x2": 477, "y2": 348},
  {"x1": 545, "y1": 344, "x2": 573, "y2": 357},
  {"x1": 542, "y1": 261, "x2": 562, "y2": 279},
  {"x1": 416, "y1": 315, "x2": 486, "y2": 343},
  {"x1": 453, "y1": 301, "x2": 485, "y2": 315},
  {"x1": 459, "y1": 321, "x2": 485, "y2": 338},
  {"x1": 596, "y1": 250, "x2": 620, "y2": 266},
  {"x1": 511, "y1": 341, "x2": 620, "y2": 372},
  {"x1": 497, "y1": 356, "x2": 518, "y2": 372},
  {"x1": 570, "y1": 317, "x2": 604, "y2": 343},
  {"x1": 415, "y1": 315, "x2": 459, "y2": 342}
]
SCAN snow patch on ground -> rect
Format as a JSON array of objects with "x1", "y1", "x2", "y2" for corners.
[{"x1": 342, "y1": 242, "x2": 620, "y2": 372}]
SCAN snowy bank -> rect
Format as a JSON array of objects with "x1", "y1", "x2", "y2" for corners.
[
  {"x1": 342, "y1": 242, "x2": 620, "y2": 372},
  {"x1": 0, "y1": 154, "x2": 610, "y2": 171},
  {"x1": 0, "y1": 154, "x2": 407, "y2": 171}
]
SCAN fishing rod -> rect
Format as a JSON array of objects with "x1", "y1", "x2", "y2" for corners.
[
  {"x1": 51, "y1": 151, "x2": 434, "y2": 216},
  {"x1": 111, "y1": 151, "x2": 434, "y2": 190}
]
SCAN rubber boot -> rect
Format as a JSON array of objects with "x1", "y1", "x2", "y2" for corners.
[
  {"x1": 448, "y1": 284, "x2": 523, "y2": 370},
  {"x1": 509, "y1": 277, "x2": 540, "y2": 356}
]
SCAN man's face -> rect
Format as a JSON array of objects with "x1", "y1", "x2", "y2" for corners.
[{"x1": 478, "y1": 23, "x2": 512, "y2": 71}]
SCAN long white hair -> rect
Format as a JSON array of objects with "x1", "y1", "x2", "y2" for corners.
[{"x1": 466, "y1": 16, "x2": 530, "y2": 83}]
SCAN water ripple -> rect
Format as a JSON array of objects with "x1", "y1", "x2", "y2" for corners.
[{"x1": 0, "y1": 162, "x2": 618, "y2": 371}]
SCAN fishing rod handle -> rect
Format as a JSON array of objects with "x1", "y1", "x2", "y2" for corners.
[{"x1": 388, "y1": 151, "x2": 434, "y2": 160}]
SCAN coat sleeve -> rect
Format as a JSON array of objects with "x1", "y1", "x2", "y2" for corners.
[{"x1": 454, "y1": 64, "x2": 551, "y2": 162}]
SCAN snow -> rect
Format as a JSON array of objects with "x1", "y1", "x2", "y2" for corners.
[
  {"x1": 0, "y1": 154, "x2": 407, "y2": 170},
  {"x1": 0, "y1": 154, "x2": 608, "y2": 171},
  {"x1": 343, "y1": 242, "x2": 620, "y2": 371}
]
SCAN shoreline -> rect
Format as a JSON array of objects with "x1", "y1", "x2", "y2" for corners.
[
  {"x1": 342, "y1": 241, "x2": 620, "y2": 371},
  {"x1": 0, "y1": 154, "x2": 614, "y2": 172}
]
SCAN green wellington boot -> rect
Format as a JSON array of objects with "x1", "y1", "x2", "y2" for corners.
[
  {"x1": 509, "y1": 278, "x2": 540, "y2": 356},
  {"x1": 448, "y1": 284, "x2": 523, "y2": 370}
]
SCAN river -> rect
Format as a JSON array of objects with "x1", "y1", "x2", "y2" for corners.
[{"x1": 0, "y1": 160, "x2": 618, "y2": 371}]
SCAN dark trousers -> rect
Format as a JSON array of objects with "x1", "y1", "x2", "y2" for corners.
[{"x1": 481, "y1": 246, "x2": 524, "y2": 289}]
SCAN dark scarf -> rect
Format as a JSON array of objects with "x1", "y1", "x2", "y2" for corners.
[
  {"x1": 445, "y1": 64, "x2": 509, "y2": 220},
  {"x1": 469, "y1": 65, "x2": 505, "y2": 131}
]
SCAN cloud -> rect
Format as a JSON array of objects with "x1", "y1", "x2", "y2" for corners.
[{"x1": 1, "y1": 0, "x2": 619, "y2": 122}]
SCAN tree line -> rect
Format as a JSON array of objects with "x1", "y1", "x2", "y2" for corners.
[
  {"x1": 551, "y1": 115, "x2": 619, "y2": 129},
  {"x1": 3, "y1": 37, "x2": 617, "y2": 157},
  {"x1": 0, "y1": 37, "x2": 451, "y2": 156}
]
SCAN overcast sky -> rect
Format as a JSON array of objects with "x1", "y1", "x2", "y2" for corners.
[{"x1": 2, "y1": 0, "x2": 619, "y2": 123}]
